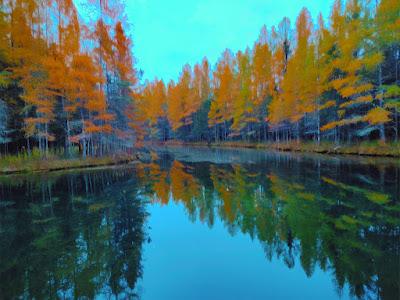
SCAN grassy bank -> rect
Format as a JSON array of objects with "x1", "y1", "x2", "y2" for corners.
[
  {"x1": 157, "y1": 140, "x2": 400, "y2": 157},
  {"x1": 0, "y1": 150, "x2": 138, "y2": 175}
]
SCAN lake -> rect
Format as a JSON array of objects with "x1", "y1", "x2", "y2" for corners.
[{"x1": 0, "y1": 146, "x2": 399, "y2": 300}]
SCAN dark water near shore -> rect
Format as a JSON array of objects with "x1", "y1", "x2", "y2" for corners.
[{"x1": 0, "y1": 146, "x2": 399, "y2": 300}]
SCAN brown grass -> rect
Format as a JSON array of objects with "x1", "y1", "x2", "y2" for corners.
[
  {"x1": 153, "y1": 140, "x2": 400, "y2": 157},
  {"x1": 0, "y1": 150, "x2": 137, "y2": 175}
]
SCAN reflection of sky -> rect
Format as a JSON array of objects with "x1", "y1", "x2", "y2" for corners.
[
  {"x1": 140, "y1": 201, "x2": 351, "y2": 300},
  {"x1": 76, "y1": 0, "x2": 332, "y2": 82}
]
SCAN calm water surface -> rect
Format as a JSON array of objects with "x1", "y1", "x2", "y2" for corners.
[{"x1": 0, "y1": 147, "x2": 399, "y2": 300}]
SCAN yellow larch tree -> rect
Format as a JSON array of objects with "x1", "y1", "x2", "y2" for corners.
[
  {"x1": 252, "y1": 25, "x2": 274, "y2": 136},
  {"x1": 167, "y1": 65, "x2": 195, "y2": 132},
  {"x1": 321, "y1": 0, "x2": 384, "y2": 142},
  {"x1": 232, "y1": 49, "x2": 254, "y2": 137},
  {"x1": 209, "y1": 49, "x2": 235, "y2": 141},
  {"x1": 267, "y1": 20, "x2": 292, "y2": 136}
]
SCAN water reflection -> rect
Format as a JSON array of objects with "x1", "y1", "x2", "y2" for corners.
[
  {"x1": 0, "y1": 168, "x2": 149, "y2": 299},
  {"x1": 0, "y1": 147, "x2": 399, "y2": 299},
  {"x1": 148, "y1": 147, "x2": 399, "y2": 300}
]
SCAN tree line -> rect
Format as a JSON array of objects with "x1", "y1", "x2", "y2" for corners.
[
  {"x1": 0, "y1": 0, "x2": 398, "y2": 157},
  {"x1": 0, "y1": 0, "x2": 140, "y2": 157},
  {"x1": 140, "y1": 0, "x2": 399, "y2": 144}
]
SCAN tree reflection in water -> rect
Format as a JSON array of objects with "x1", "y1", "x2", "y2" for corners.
[
  {"x1": 0, "y1": 167, "x2": 149, "y2": 299},
  {"x1": 0, "y1": 148, "x2": 399, "y2": 299},
  {"x1": 147, "y1": 148, "x2": 399, "y2": 300}
]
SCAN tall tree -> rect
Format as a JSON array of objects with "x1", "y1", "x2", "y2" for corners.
[
  {"x1": 374, "y1": 0, "x2": 400, "y2": 141},
  {"x1": 268, "y1": 19, "x2": 293, "y2": 140},
  {"x1": 110, "y1": 21, "x2": 138, "y2": 150},
  {"x1": 209, "y1": 49, "x2": 235, "y2": 141},
  {"x1": 167, "y1": 65, "x2": 194, "y2": 134},
  {"x1": 252, "y1": 26, "x2": 273, "y2": 140},
  {"x1": 321, "y1": 0, "x2": 386, "y2": 143},
  {"x1": 232, "y1": 49, "x2": 254, "y2": 138}
]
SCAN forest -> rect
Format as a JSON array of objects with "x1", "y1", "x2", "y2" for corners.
[
  {"x1": 0, "y1": 0, "x2": 399, "y2": 160},
  {"x1": 140, "y1": 0, "x2": 400, "y2": 146},
  {"x1": 0, "y1": 0, "x2": 139, "y2": 157}
]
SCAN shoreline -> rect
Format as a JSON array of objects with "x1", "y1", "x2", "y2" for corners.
[
  {"x1": 1, "y1": 140, "x2": 398, "y2": 175},
  {"x1": 0, "y1": 155, "x2": 139, "y2": 175},
  {"x1": 148, "y1": 141, "x2": 400, "y2": 158}
]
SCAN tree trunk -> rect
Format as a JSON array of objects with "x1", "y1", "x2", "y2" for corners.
[
  {"x1": 27, "y1": 137, "x2": 31, "y2": 156},
  {"x1": 395, "y1": 111, "x2": 399, "y2": 142},
  {"x1": 378, "y1": 65, "x2": 386, "y2": 142},
  {"x1": 317, "y1": 102, "x2": 321, "y2": 146},
  {"x1": 45, "y1": 122, "x2": 49, "y2": 156}
]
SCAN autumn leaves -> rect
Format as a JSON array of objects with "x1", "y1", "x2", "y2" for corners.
[
  {"x1": 141, "y1": 0, "x2": 399, "y2": 144},
  {"x1": 0, "y1": 0, "x2": 399, "y2": 154},
  {"x1": 0, "y1": 0, "x2": 138, "y2": 156}
]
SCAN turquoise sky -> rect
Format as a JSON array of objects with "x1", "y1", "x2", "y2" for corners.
[{"x1": 79, "y1": 1, "x2": 333, "y2": 82}]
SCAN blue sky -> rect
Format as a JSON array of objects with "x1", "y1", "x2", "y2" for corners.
[{"x1": 79, "y1": 1, "x2": 333, "y2": 82}]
